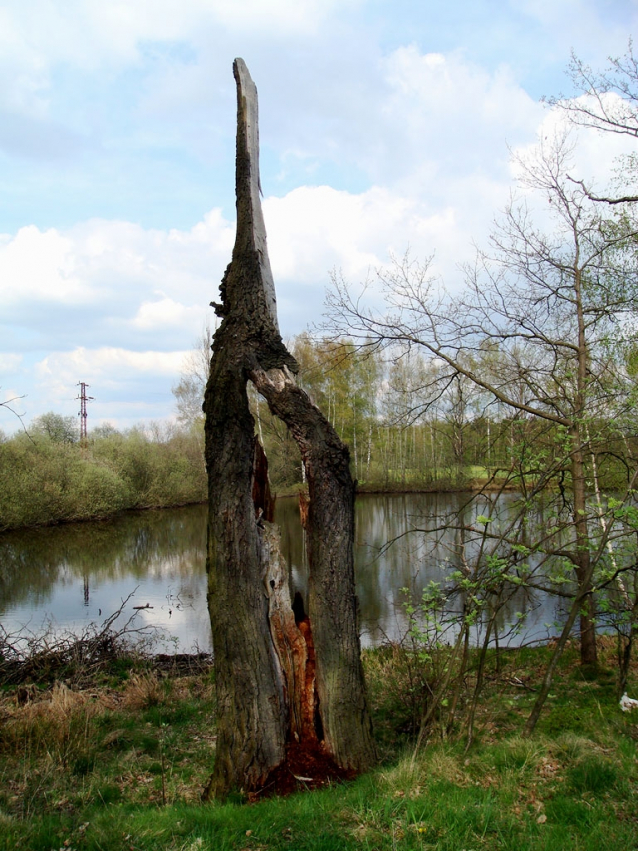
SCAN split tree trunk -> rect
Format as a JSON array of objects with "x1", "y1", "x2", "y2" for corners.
[{"x1": 203, "y1": 59, "x2": 375, "y2": 800}]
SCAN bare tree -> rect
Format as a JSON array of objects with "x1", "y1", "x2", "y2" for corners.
[
  {"x1": 0, "y1": 390, "x2": 29, "y2": 436},
  {"x1": 325, "y1": 132, "x2": 638, "y2": 670},
  {"x1": 203, "y1": 60, "x2": 375, "y2": 799},
  {"x1": 551, "y1": 42, "x2": 638, "y2": 141},
  {"x1": 547, "y1": 41, "x2": 638, "y2": 204},
  {"x1": 172, "y1": 322, "x2": 214, "y2": 428}
]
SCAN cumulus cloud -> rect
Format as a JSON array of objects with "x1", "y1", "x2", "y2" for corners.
[
  {"x1": 0, "y1": 0, "x2": 360, "y2": 120},
  {"x1": 511, "y1": 93, "x2": 637, "y2": 191},
  {"x1": 1, "y1": 7, "x2": 635, "y2": 430},
  {"x1": 35, "y1": 347, "x2": 189, "y2": 384},
  {"x1": 0, "y1": 355, "x2": 23, "y2": 375},
  {"x1": 1, "y1": 226, "x2": 88, "y2": 304},
  {"x1": 371, "y1": 47, "x2": 543, "y2": 190},
  {"x1": 266, "y1": 185, "x2": 461, "y2": 290},
  {"x1": 29, "y1": 347, "x2": 191, "y2": 430},
  {"x1": 131, "y1": 298, "x2": 203, "y2": 331},
  {"x1": 0, "y1": 211, "x2": 234, "y2": 350}
]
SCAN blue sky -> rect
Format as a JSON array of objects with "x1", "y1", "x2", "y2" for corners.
[{"x1": 1, "y1": 0, "x2": 637, "y2": 433}]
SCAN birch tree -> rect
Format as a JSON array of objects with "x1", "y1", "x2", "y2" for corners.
[{"x1": 326, "y1": 132, "x2": 638, "y2": 668}]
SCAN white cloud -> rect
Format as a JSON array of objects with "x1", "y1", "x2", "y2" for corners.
[
  {"x1": 0, "y1": 0, "x2": 361, "y2": 122},
  {"x1": 0, "y1": 354, "x2": 23, "y2": 375},
  {"x1": 35, "y1": 347, "x2": 189, "y2": 384},
  {"x1": 266, "y1": 186, "x2": 399, "y2": 281},
  {"x1": 266, "y1": 184, "x2": 473, "y2": 289},
  {"x1": 375, "y1": 46, "x2": 543, "y2": 187},
  {"x1": 512, "y1": 93, "x2": 637, "y2": 190},
  {"x1": 0, "y1": 211, "x2": 234, "y2": 350},
  {"x1": 31, "y1": 347, "x2": 190, "y2": 425},
  {"x1": 0, "y1": 225, "x2": 89, "y2": 303},
  {"x1": 131, "y1": 297, "x2": 203, "y2": 330}
]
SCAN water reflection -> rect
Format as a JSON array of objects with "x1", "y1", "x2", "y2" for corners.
[
  {"x1": 0, "y1": 494, "x2": 563, "y2": 651},
  {"x1": 0, "y1": 508, "x2": 210, "y2": 651}
]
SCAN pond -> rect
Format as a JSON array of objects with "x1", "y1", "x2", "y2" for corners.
[{"x1": 0, "y1": 493, "x2": 565, "y2": 652}]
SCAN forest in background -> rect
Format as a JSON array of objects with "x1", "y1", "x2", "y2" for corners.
[
  {"x1": 0, "y1": 326, "x2": 635, "y2": 532},
  {"x1": 2, "y1": 44, "x2": 638, "y2": 545}
]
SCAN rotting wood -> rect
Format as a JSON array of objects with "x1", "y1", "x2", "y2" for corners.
[
  {"x1": 299, "y1": 490, "x2": 310, "y2": 530},
  {"x1": 262, "y1": 522, "x2": 315, "y2": 742},
  {"x1": 203, "y1": 58, "x2": 375, "y2": 800}
]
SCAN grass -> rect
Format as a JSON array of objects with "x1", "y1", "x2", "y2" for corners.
[{"x1": 0, "y1": 639, "x2": 637, "y2": 850}]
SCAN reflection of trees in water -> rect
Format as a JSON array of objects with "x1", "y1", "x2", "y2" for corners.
[
  {"x1": 277, "y1": 492, "x2": 562, "y2": 646},
  {"x1": 2, "y1": 495, "x2": 562, "y2": 647},
  {"x1": 354, "y1": 493, "x2": 469, "y2": 641},
  {"x1": 0, "y1": 505, "x2": 207, "y2": 611},
  {"x1": 353, "y1": 492, "x2": 563, "y2": 646}
]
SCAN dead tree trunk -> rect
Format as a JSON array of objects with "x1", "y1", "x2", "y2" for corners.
[{"x1": 203, "y1": 59, "x2": 376, "y2": 800}]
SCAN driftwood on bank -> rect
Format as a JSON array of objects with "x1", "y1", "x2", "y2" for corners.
[{"x1": 203, "y1": 59, "x2": 375, "y2": 799}]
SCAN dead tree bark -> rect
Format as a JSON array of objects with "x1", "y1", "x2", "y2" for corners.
[{"x1": 203, "y1": 59, "x2": 375, "y2": 800}]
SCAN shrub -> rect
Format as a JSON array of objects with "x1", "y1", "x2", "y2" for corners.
[{"x1": 0, "y1": 421, "x2": 207, "y2": 530}]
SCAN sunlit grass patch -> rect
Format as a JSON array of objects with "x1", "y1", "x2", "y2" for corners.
[{"x1": 0, "y1": 641, "x2": 637, "y2": 851}]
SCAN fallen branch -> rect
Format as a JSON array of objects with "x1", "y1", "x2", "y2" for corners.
[{"x1": 0, "y1": 591, "x2": 166, "y2": 686}]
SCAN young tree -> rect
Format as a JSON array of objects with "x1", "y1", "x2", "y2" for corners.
[
  {"x1": 203, "y1": 60, "x2": 375, "y2": 799},
  {"x1": 172, "y1": 322, "x2": 214, "y2": 428},
  {"x1": 326, "y1": 132, "x2": 638, "y2": 667},
  {"x1": 32, "y1": 411, "x2": 79, "y2": 444}
]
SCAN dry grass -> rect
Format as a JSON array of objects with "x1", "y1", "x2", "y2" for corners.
[
  {"x1": 0, "y1": 683, "x2": 106, "y2": 755},
  {"x1": 0, "y1": 592, "x2": 165, "y2": 688},
  {"x1": 121, "y1": 671, "x2": 165, "y2": 709}
]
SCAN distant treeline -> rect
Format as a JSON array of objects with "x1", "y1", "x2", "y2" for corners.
[
  {"x1": 0, "y1": 416, "x2": 206, "y2": 532},
  {"x1": 1, "y1": 334, "x2": 634, "y2": 531},
  {"x1": 253, "y1": 335, "x2": 634, "y2": 495}
]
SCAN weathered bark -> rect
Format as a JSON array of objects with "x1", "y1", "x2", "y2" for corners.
[
  {"x1": 203, "y1": 369, "x2": 286, "y2": 799},
  {"x1": 203, "y1": 59, "x2": 375, "y2": 799},
  {"x1": 249, "y1": 364, "x2": 376, "y2": 771}
]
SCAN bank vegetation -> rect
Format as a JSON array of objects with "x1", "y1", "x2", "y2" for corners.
[
  {"x1": 0, "y1": 417, "x2": 207, "y2": 532},
  {"x1": 0, "y1": 628, "x2": 636, "y2": 850}
]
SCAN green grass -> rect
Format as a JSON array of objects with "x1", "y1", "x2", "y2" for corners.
[{"x1": 1, "y1": 642, "x2": 637, "y2": 850}]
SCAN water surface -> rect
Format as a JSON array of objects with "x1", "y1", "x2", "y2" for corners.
[{"x1": 0, "y1": 493, "x2": 563, "y2": 651}]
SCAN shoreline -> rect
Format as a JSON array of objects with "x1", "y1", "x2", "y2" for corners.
[{"x1": 0, "y1": 479, "x2": 520, "y2": 535}]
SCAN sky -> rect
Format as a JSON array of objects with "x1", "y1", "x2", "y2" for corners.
[{"x1": 1, "y1": 0, "x2": 637, "y2": 434}]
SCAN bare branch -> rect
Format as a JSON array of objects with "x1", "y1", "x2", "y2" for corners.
[{"x1": 567, "y1": 175, "x2": 638, "y2": 205}]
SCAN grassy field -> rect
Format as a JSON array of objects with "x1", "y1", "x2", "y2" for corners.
[{"x1": 1, "y1": 640, "x2": 637, "y2": 851}]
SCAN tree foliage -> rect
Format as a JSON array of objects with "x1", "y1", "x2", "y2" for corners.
[
  {"x1": 321, "y1": 51, "x2": 638, "y2": 716},
  {"x1": 32, "y1": 412, "x2": 79, "y2": 444}
]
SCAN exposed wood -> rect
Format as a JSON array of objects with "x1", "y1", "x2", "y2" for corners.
[
  {"x1": 248, "y1": 364, "x2": 376, "y2": 772},
  {"x1": 262, "y1": 521, "x2": 315, "y2": 742},
  {"x1": 203, "y1": 59, "x2": 375, "y2": 799},
  {"x1": 299, "y1": 491, "x2": 310, "y2": 530}
]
